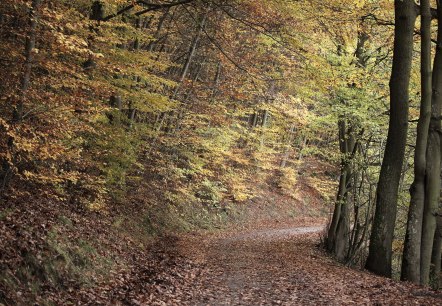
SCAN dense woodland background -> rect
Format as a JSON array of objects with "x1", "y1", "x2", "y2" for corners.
[{"x1": 0, "y1": 0, "x2": 441, "y2": 304}]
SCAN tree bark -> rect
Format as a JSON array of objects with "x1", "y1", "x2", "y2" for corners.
[
  {"x1": 327, "y1": 119, "x2": 357, "y2": 259},
  {"x1": 420, "y1": 1, "x2": 442, "y2": 286},
  {"x1": 401, "y1": 0, "x2": 432, "y2": 284},
  {"x1": 90, "y1": 1, "x2": 105, "y2": 21},
  {"x1": 431, "y1": 216, "x2": 442, "y2": 288},
  {"x1": 366, "y1": 0, "x2": 417, "y2": 277},
  {"x1": 327, "y1": 119, "x2": 349, "y2": 252},
  {"x1": 421, "y1": 121, "x2": 441, "y2": 285}
]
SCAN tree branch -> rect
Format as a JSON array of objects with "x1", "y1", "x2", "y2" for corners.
[
  {"x1": 135, "y1": 0, "x2": 194, "y2": 16},
  {"x1": 102, "y1": 0, "x2": 194, "y2": 21}
]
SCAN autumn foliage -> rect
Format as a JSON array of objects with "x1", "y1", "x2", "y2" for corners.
[{"x1": 1, "y1": 0, "x2": 440, "y2": 304}]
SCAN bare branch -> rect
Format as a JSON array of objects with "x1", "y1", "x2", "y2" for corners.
[{"x1": 102, "y1": 0, "x2": 194, "y2": 21}]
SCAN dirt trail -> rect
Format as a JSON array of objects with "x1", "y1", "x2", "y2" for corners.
[
  {"x1": 193, "y1": 225, "x2": 327, "y2": 305},
  {"x1": 176, "y1": 223, "x2": 442, "y2": 306},
  {"x1": 77, "y1": 221, "x2": 442, "y2": 305}
]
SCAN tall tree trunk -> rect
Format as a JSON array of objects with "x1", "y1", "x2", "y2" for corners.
[
  {"x1": 327, "y1": 31, "x2": 368, "y2": 261},
  {"x1": 401, "y1": 0, "x2": 432, "y2": 284},
  {"x1": 420, "y1": 2, "x2": 442, "y2": 286},
  {"x1": 327, "y1": 119, "x2": 356, "y2": 258},
  {"x1": 327, "y1": 119, "x2": 349, "y2": 252},
  {"x1": 366, "y1": 0, "x2": 417, "y2": 277},
  {"x1": 421, "y1": 112, "x2": 440, "y2": 284}
]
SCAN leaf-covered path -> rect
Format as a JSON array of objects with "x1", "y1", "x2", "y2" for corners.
[
  {"x1": 192, "y1": 226, "x2": 327, "y2": 305},
  {"x1": 177, "y1": 223, "x2": 441, "y2": 306},
  {"x1": 77, "y1": 219, "x2": 442, "y2": 305}
]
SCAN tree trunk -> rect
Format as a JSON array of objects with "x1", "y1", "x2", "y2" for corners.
[
  {"x1": 90, "y1": 1, "x2": 105, "y2": 21},
  {"x1": 366, "y1": 0, "x2": 417, "y2": 277},
  {"x1": 421, "y1": 133, "x2": 441, "y2": 285},
  {"x1": 16, "y1": 0, "x2": 41, "y2": 121},
  {"x1": 431, "y1": 216, "x2": 442, "y2": 288},
  {"x1": 172, "y1": 13, "x2": 207, "y2": 98},
  {"x1": 328, "y1": 31, "x2": 368, "y2": 261},
  {"x1": 211, "y1": 60, "x2": 222, "y2": 99},
  {"x1": 327, "y1": 119, "x2": 356, "y2": 258},
  {"x1": 327, "y1": 119, "x2": 349, "y2": 252},
  {"x1": 280, "y1": 124, "x2": 295, "y2": 168},
  {"x1": 334, "y1": 189, "x2": 351, "y2": 261},
  {"x1": 110, "y1": 95, "x2": 122, "y2": 110},
  {"x1": 148, "y1": 8, "x2": 171, "y2": 52},
  {"x1": 401, "y1": 0, "x2": 432, "y2": 284},
  {"x1": 420, "y1": 1, "x2": 442, "y2": 286},
  {"x1": 252, "y1": 112, "x2": 259, "y2": 127}
]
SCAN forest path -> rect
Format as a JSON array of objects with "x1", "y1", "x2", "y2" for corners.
[
  {"x1": 174, "y1": 222, "x2": 441, "y2": 306},
  {"x1": 79, "y1": 220, "x2": 442, "y2": 305},
  {"x1": 189, "y1": 225, "x2": 327, "y2": 305}
]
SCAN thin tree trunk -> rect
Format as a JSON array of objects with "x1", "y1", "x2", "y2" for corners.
[
  {"x1": 158, "y1": 12, "x2": 207, "y2": 136},
  {"x1": 252, "y1": 111, "x2": 259, "y2": 127},
  {"x1": 261, "y1": 110, "x2": 269, "y2": 127},
  {"x1": 327, "y1": 119, "x2": 349, "y2": 252},
  {"x1": 366, "y1": 0, "x2": 417, "y2": 277},
  {"x1": 148, "y1": 8, "x2": 171, "y2": 52},
  {"x1": 211, "y1": 60, "x2": 222, "y2": 100},
  {"x1": 297, "y1": 136, "x2": 308, "y2": 163},
  {"x1": 401, "y1": 0, "x2": 432, "y2": 284},
  {"x1": 172, "y1": 13, "x2": 207, "y2": 98},
  {"x1": 280, "y1": 124, "x2": 295, "y2": 168},
  {"x1": 16, "y1": 0, "x2": 41, "y2": 121}
]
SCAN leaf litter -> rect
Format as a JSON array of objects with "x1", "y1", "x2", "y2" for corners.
[{"x1": 73, "y1": 218, "x2": 441, "y2": 305}]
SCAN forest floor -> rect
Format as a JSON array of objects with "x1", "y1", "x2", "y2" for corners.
[
  {"x1": 3, "y1": 163, "x2": 441, "y2": 305},
  {"x1": 74, "y1": 218, "x2": 442, "y2": 305}
]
